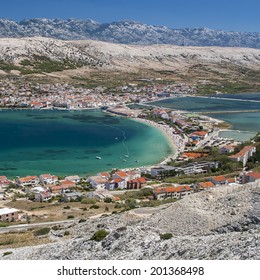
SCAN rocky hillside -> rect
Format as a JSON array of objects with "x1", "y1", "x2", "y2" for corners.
[
  {"x1": 0, "y1": 37, "x2": 260, "y2": 73},
  {"x1": 0, "y1": 19, "x2": 260, "y2": 49},
  {"x1": 1, "y1": 183, "x2": 259, "y2": 260}
]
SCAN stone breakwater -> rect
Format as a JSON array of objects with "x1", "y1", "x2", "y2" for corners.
[{"x1": 0, "y1": 183, "x2": 259, "y2": 260}]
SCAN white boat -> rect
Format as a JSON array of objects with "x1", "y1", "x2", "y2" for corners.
[
  {"x1": 96, "y1": 156, "x2": 102, "y2": 160},
  {"x1": 125, "y1": 155, "x2": 129, "y2": 158}
]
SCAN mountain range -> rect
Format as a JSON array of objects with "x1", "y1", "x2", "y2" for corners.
[{"x1": 1, "y1": 18, "x2": 260, "y2": 48}]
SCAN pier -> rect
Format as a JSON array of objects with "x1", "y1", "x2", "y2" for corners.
[
  {"x1": 195, "y1": 95, "x2": 260, "y2": 103},
  {"x1": 196, "y1": 109, "x2": 260, "y2": 114}
]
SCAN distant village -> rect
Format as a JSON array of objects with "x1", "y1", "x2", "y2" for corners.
[
  {"x1": 0, "y1": 79, "x2": 260, "y2": 224},
  {"x1": 0, "y1": 80, "x2": 196, "y2": 110}
]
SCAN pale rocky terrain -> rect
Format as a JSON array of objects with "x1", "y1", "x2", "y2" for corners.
[
  {"x1": 0, "y1": 37, "x2": 260, "y2": 72},
  {"x1": 1, "y1": 183, "x2": 259, "y2": 260},
  {"x1": 0, "y1": 19, "x2": 260, "y2": 48}
]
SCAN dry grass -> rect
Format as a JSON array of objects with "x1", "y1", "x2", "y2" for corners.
[
  {"x1": 0, "y1": 230, "x2": 51, "y2": 249},
  {"x1": 6, "y1": 200, "x2": 116, "y2": 223}
]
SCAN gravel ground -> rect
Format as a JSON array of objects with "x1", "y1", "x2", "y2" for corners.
[{"x1": 0, "y1": 183, "x2": 259, "y2": 260}]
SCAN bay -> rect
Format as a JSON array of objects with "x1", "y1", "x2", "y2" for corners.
[{"x1": 0, "y1": 110, "x2": 173, "y2": 177}]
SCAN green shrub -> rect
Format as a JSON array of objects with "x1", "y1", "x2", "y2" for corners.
[
  {"x1": 114, "y1": 204, "x2": 122, "y2": 209},
  {"x1": 81, "y1": 198, "x2": 97, "y2": 204},
  {"x1": 64, "y1": 231, "x2": 70, "y2": 236},
  {"x1": 90, "y1": 205, "x2": 99, "y2": 209},
  {"x1": 20, "y1": 59, "x2": 33, "y2": 66},
  {"x1": 160, "y1": 233, "x2": 173, "y2": 240},
  {"x1": 3, "y1": 251, "x2": 13, "y2": 257},
  {"x1": 0, "y1": 223, "x2": 8, "y2": 228},
  {"x1": 104, "y1": 197, "x2": 113, "y2": 203},
  {"x1": 78, "y1": 219, "x2": 86, "y2": 223},
  {"x1": 33, "y1": 227, "x2": 50, "y2": 236},
  {"x1": 64, "y1": 205, "x2": 71, "y2": 209},
  {"x1": 90, "y1": 229, "x2": 110, "y2": 242},
  {"x1": 67, "y1": 215, "x2": 74, "y2": 219}
]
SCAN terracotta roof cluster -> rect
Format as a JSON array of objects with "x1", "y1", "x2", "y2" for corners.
[
  {"x1": 247, "y1": 172, "x2": 260, "y2": 180},
  {"x1": 155, "y1": 185, "x2": 191, "y2": 194},
  {"x1": 183, "y1": 152, "x2": 207, "y2": 158},
  {"x1": 128, "y1": 177, "x2": 147, "y2": 184},
  {"x1": 229, "y1": 146, "x2": 255, "y2": 159},
  {"x1": 99, "y1": 172, "x2": 110, "y2": 178},
  {"x1": 19, "y1": 176, "x2": 39, "y2": 182},
  {"x1": 0, "y1": 176, "x2": 10, "y2": 184},
  {"x1": 115, "y1": 171, "x2": 128, "y2": 178},
  {"x1": 198, "y1": 181, "x2": 214, "y2": 189},
  {"x1": 60, "y1": 180, "x2": 76, "y2": 188},
  {"x1": 192, "y1": 131, "x2": 207, "y2": 136},
  {"x1": 210, "y1": 175, "x2": 227, "y2": 182}
]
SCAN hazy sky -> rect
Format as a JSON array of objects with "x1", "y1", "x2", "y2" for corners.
[{"x1": 1, "y1": 0, "x2": 260, "y2": 32}]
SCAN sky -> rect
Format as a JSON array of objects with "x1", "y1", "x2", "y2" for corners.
[{"x1": 1, "y1": 0, "x2": 260, "y2": 32}]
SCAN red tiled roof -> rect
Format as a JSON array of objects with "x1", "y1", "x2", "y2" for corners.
[
  {"x1": 211, "y1": 175, "x2": 226, "y2": 182},
  {"x1": 137, "y1": 177, "x2": 147, "y2": 184},
  {"x1": 115, "y1": 171, "x2": 128, "y2": 178},
  {"x1": 248, "y1": 172, "x2": 260, "y2": 179},
  {"x1": 183, "y1": 152, "x2": 207, "y2": 158},
  {"x1": 99, "y1": 172, "x2": 110, "y2": 177},
  {"x1": 114, "y1": 178, "x2": 124, "y2": 183},
  {"x1": 155, "y1": 185, "x2": 191, "y2": 194},
  {"x1": 227, "y1": 178, "x2": 235, "y2": 183},
  {"x1": 229, "y1": 146, "x2": 255, "y2": 159},
  {"x1": 193, "y1": 131, "x2": 207, "y2": 136},
  {"x1": 199, "y1": 181, "x2": 214, "y2": 188},
  {"x1": 19, "y1": 176, "x2": 39, "y2": 182}
]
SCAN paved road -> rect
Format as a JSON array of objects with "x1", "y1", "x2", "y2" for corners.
[
  {"x1": 0, "y1": 219, "x2": 76, "y2": 234},
  {"x1": 194, "y1": 129, "x2": 219, "y2": 149},
  {"x1": 0, "y1": 212, "x2": 110, "y2": 234}
]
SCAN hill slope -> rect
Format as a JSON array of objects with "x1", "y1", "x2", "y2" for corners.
[
  {"x1": 0, "y1": 37, "x2": 260, "y2": 70},
  {"x1": 1, "y1": 183, "x2": 259, "y2": 260}
]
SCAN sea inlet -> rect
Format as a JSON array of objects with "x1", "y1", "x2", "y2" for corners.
[
  {"x1": 149, "y1": 92, "x2": 260, "y2": 141},
  {"x1": 0, "y1": 110, "x2": 172, "y2": 177}
]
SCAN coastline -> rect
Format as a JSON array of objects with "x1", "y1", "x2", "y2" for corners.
[{"x1": 132, "y1": 117, "x2": 186, "y2": 165}]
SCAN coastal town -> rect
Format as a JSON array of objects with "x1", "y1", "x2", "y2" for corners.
[
  {"x1": 0, "y1": 79, "x2": 196, "y2": 110},
  {"x1": 0, "y1": 79, "x2": 260, "y2": 228}
]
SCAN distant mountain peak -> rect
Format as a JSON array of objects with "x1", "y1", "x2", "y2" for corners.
[{"x1": 0, "y1": 18, "x2": 259, "y2": 48}]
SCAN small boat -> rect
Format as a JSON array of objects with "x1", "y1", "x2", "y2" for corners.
[
  {"x1": 135, "y1": 160, "x2": 139, "y2": 162},
  {"x1": 122, "y1": 159, "x2": 126, "y2": 162},
  {"x1": 115, "y1": 137, "x2": 118, "y2": 140},
  {"x1": 96, "y1": 156, "x2": 102, "y2": 160},
  {"x1": 125, "y1": 155, "x2": 129, "y2": 158}
]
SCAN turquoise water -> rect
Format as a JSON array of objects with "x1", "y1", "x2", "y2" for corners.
[
  {"x1": 149, "y1": 95, "x2": 260, "y2": 112},
  {"x1": 0, "y1": 110, "x2": 173, "y2": 177},
  {"x1": 149, "y1": 93, "x2": 260, "y2": 139},
  {"x1": 218, "y1": 130, "x2": 257, "y2": 142},
  {"x1": 208, "y1": 112, "x2": 260, "y2": 132}
]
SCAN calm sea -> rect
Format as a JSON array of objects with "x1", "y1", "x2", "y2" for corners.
[
  {"x1": 149, "y1": 92, "x2": 260, "y2": 141},
  {"x1": 0, "y1": 110, "x2": 173, "y2": 177}
]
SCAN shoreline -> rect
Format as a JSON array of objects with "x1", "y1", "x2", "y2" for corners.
[{"x1": 132, "y1": 117, "x2": 186, "y2": 165}]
